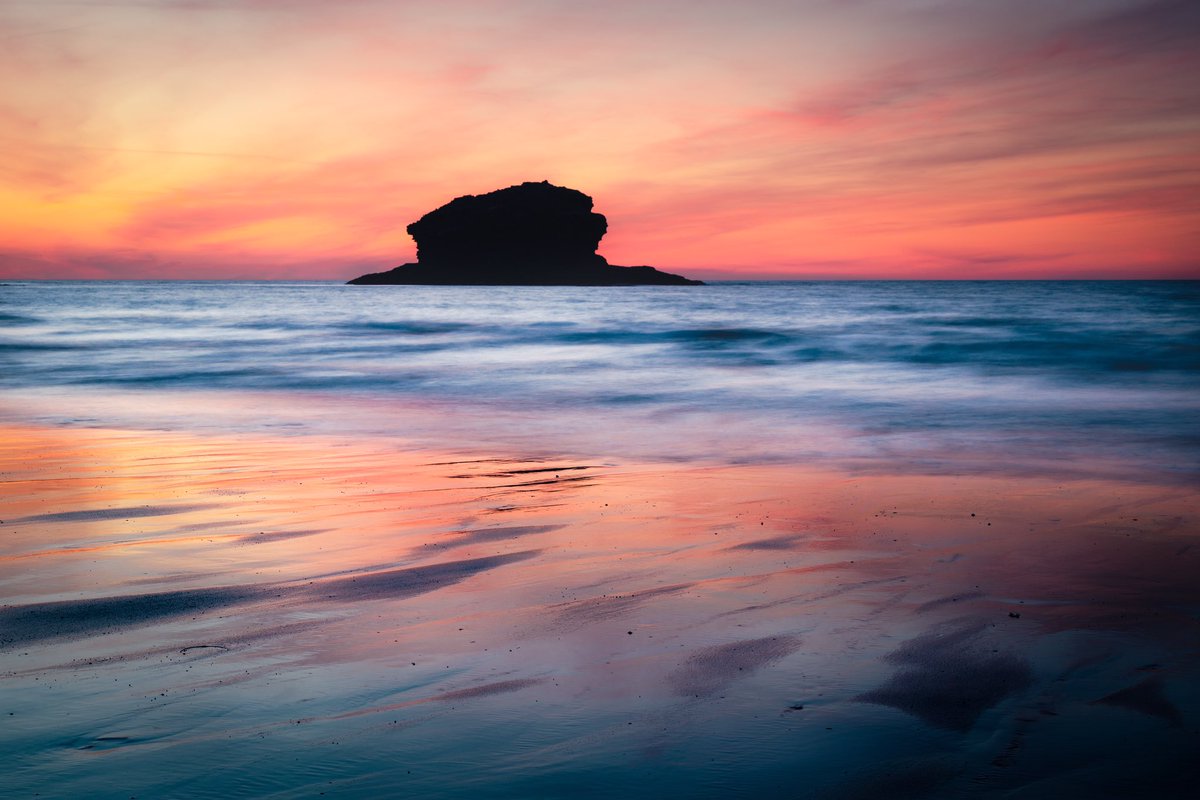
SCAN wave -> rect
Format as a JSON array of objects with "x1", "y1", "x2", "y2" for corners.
[
  {"x1": 1, "y1": 281, "x2": 1196, "y2": 478},
  {"x1": 0, "y1": 312, "x2": 39, "y2": 325}
]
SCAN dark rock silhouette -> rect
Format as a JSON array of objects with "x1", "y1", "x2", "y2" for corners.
[{"x1": 348, "y1": 181, "x2": 702, "y2": 285}]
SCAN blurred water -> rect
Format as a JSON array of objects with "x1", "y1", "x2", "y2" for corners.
[{"x1": 2, "y1": 280, "x2": 1197, "y2": 478}]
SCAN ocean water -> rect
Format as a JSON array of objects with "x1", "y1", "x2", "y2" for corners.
[
  {"x1": 2, "y1": 280, "x2": 1199, "y2": 799},
  {"x1": 2, "y1": 280, "x2": 1198, "y2": 479}
]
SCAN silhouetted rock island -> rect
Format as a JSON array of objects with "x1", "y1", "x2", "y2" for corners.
[{"x1": 347, "y1": 181, "x2": 702, "y2": 286}]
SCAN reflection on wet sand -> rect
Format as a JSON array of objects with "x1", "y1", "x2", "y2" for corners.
[{"x1": 1, "y1": 424, "x2": 1197, "y2": 798}]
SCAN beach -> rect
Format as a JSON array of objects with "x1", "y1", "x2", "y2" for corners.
[
  {"x1": 2, "y1": 281, "x2": 1198, "y2": 797},
  {"x1": 3, "y1": 421, "x2": 1198, "y2": 797}
]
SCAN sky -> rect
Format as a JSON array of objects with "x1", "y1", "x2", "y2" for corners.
[{"x1": 1, "y1": 0, "x2": 1197, "y2": 280}]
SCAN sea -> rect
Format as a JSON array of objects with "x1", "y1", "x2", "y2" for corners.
[
  {"x1": 2, "y1": 280, "x2": 1198, "y2": 480},
  {"x1": 1, "y1": 279, "x2": 1198, "y2": 799}
]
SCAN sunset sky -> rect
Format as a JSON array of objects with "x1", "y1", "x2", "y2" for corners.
[{"x1": 2, "y1": 0, "x2": 1197, "y2": 280}]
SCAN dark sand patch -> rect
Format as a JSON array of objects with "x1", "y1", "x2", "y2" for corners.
[
  {"x1": 553, "y1": 583, "x2": 692, "y2": 627},
  {"x1": 419, "y1": 525, "x2": 563, "y2": 551},
  {"x1": 174, "y1": 520, "x2": 253, "y2": 532},
  {"x1": 808, "y1": 574, "x2": 908, "y2": 602},
  {"x1": 669, "y1": 635, "x2": 801, "y2": 697},
  {"x1": 10, "y1": 503, "x2": 219, "y2": 524},
  {"x1": 435, "y1": 678, "x2": 545, "y2": 702},
  {"x1": 710, "y1": 571, "x2": 906, "y2": 620},
  {"x1": 1, "y1": 553, "x2": 539, "y2": 647},
  {"x1": 857, "y1": 623, "x2": 1032, "y2": 731},
  {"x1": 305, "y1": 551, "x2": 540, "y2": 602},
  {"x1": 0, "y1": 585, "x2": 266, "y2": 647},
  {"x1": 914, "y1": 591, "x2": 985, "y2": 614},
  {"x1": 14, "y1": 620, "x2": 332, "y2": 676},
  {"x1": 77, "y1": 734, "x2": 150, "y2": 751},
  {"x1": 123, "y1": 571, "x2": 230, "y2": 586},
  {"x1": 236, "y1": 528, "x2": 328, "y2": 545},
  {"x1": 1091, "y1": 676, "x2": 1183, "y2": 726},
  {"x1": 479, "y1": 465, "x2": 603, "y2": 477},
  {"x1": 179, "y1": 644, "x2": 229, "y2": 654},
  {"x1": 481, "y1": 502, "x2": 565, "y2": 514},
  {"x1": 479, "y1": 475, "x2": 596, "y2": 490},
  {"x1": 328, "y1": 677, "x2": 549, "y2": 722},
  {"x1": 729, "y1": 533, "x2": 807, "y2": 551},
  {"x1": 427, "y1": 457, "x2": 539, "y2": 466}
]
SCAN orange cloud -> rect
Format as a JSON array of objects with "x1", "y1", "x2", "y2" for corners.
[{"x1": 1, "y1": 0, "x2": 1197, "y2": 279}]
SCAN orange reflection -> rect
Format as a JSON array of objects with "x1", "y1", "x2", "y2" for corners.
[
  {"x1": 3, "y1": 421, "x2": 1198, "y2": 795},
  {"x1": 3, "y1": 422, "x2": 1195, "y2": 656}
]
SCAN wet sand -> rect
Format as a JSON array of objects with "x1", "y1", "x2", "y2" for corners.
[{"x1": 1, "y1": 423, "x2": 1197, "y2": 798}]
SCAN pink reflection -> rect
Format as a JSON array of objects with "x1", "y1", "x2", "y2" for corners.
[{"x1": 1, "y1": 423, "x2": 1197, "y2": 795}]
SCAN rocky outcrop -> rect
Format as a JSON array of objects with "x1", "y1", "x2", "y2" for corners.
[{"x1": 348, "y1": 181, "x2": 702, "y2": 285}]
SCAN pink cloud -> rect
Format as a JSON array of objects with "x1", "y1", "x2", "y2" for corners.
[{"x1": 1, "y1": 1, "x2": 1197, "y2": 278}]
